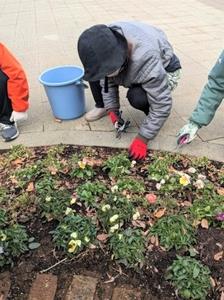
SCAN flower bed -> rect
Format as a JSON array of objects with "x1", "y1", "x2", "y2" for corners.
[{"x1": 0, "y1": 145, "x2": 224, "y2": 299}]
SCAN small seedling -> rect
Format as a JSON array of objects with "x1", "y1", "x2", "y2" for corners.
[{"x1": 103, "y1": 153, "x2": 131, "y2": 178}]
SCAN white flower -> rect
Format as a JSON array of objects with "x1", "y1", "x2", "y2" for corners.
[
  {"x1": 160, "y1": 179, "x2": 165, "y2": 184},
  {"x1": 45, "y1": 196, "x2": 51, "y2": 202},
  {"x1": 118, "y1": 234, "x2": 123, "y2": 240},
  {"x1": 84, "y1": 236, "x2": 90, "y2": 243},
  {"x1": 0, "y1": 246, "x2": 4, "y2": 254},
  {"x1": 65, "y1": 207, "x2": 73, "y2": 215},
  {"x1": 70, "y1": 232, "x2": 78, "y2": 239},
  {"x1": 109, "y1": 214, "x2": 119, "y2": 223},
  {"x1": 132, "y1": 211, "x2": 140, "y2": 220},
  {"x1": 131, "y1": 160, "x2": 137, "y2": 168},
  {"x1": 111, "y1": 185, "x2": 118, "y2": 193},
  {"x1": 188, "y1": 167, "x2": 197, "y2": 174},
  {"x1": 110, "y1": 224, "x2": 119, "y2": 233},
  {"x1": 101, "y1": 204, "x2": 111, "y2": 212},
  {"x1": 198, "y1": 174, "x2": 206, "y2": 181},
  {"x1": 156, "y1": 183, "x2": 161, "y2": 190},
  {"x1": 194, "y1": 179, "x2": 205, "y2": 189}
]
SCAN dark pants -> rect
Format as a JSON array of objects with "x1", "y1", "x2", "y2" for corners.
[
  {"x1": 0, "y1": 69, "x2": 13, "y2": 124},
  {"x1": 89, "y1": 81, "x2": 149, "y2": 115}
]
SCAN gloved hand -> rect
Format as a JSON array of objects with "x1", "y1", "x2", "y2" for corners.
[
  {"x1": 10, "y1": 111, "x2": 28, "y2": 123},
  {"x1": 128, "y1": 136, "x2": 148, "y2": 160},
  {"x1": 177, "y1": 121, "x2": 199, "y2": 145},
  {"x1": 108, "y1": 111, "x2": 125, "y2": 129}
]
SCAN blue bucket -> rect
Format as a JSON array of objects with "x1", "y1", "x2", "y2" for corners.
[{"x1": 39, "y1": 65, "x2": 86, "y2": 120}]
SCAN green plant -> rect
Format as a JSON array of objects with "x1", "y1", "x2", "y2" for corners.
[
  {"x1": 191, "y1": 156, "x2": 209, "y2": 169},
  {"x1": 116, "y1": 177, "x2": 145, "y2": 194},
  {"x1": 0, "y1": 187, "x2": 7, "y2": 203},
  {"x1": 103, "y1": 153, "x2": 131, "y2": 178},
  {"x1": 0, "y1": 209, "x2": 7, "y2": 227},
  {"x1": 76, "y1": 182, "x2": 107, "y2": 208},
  {"x1": 0, "y1": 224, "x2": 29, "y2": 267},
  {"x1": 189, "y1": 194, "x2": 224, "y2": 227},
  {"x1": 148, "y1": 154, "x2": 176, "y2": 182},
  {"x1": 35, "y1": 175, "x2": 57, "y2": 196},
  {"x1": 109, "y1": 228, "x2": 145, "y2": 267},
  {"x1": 166, "y1": 256, "x2": 211, "y2": 299},
  {"x1": 69, "y1": 155, "x2": 95, "y2": 179},
  {"x1": 6, "y1": 145, "x2": 31, "y2": 162},
  {"x1": 52, "y1": 215, "x2": 96, "y2": 254},
  {"x1": 14, "y1": 163, "x2": 42, "y2": 188},
  {"x1": 41, "y1": 145, "x2": 66, "y2": 174},
  {"x1": 38, "y1": 189, "x2": 71, "y2": 221},
  {"x1": 98, "y1": 194, "x2": 135, "y2": 232},
  {"x1": 150, "y1": 215, "x2": 196, "y2": 250}
]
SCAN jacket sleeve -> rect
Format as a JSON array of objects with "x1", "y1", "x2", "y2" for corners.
[
  {"x1": 100, "y1": 78, "x2": 120, "y2": 111},
  {"x1": 139, "y1": 55, "x2": 172, "y2": 140},
  {"x1": 190, "y1": 50, "x2": 224, "y2": 127},
  {"x1": 0, "y1": 43, "x2": 29, "y2": 112}
]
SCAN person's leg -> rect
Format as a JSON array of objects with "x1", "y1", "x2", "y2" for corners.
[
  {"x1": 127, "y1": 85, "x2": 149, "y2": 115},
  {"x1": 85, "y1": 81, "x2": 107, "y2": 121},
  {"x1": 0, "y1": 69, "x2": 19, "y2": 141}
]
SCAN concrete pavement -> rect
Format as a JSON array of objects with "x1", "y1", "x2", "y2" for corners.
[{"x1": 0, "y1": 0, "x2": 223, "y2": 161}]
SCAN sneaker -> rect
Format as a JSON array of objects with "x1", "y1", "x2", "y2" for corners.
[
  {"x1": 85, "y1": 107, "x2": 107, "y2": 122},
  {"x1": 0, "y1": 123, "x2": 19, "y2": 142}
]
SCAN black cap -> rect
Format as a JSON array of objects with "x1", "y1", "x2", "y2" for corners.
[{"x1": 77, "y1": 24, "x2": 128, "y2": 81}]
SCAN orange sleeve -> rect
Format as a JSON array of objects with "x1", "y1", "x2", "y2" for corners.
[{"x1": 0, "y1": 43, "x2": 29, "y2": 112}]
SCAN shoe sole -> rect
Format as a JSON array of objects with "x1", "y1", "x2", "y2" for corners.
[
  {"x1": 3, "y1": 130, "x2": 19, "y2": 142},
  {"x1": 85, "y1": 113, "x2": 107, "y2": 122}
]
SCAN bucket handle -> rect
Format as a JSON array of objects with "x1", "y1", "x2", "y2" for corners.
[{"x1": 75, "y1": 81, "x2": 88, "y2": 89}]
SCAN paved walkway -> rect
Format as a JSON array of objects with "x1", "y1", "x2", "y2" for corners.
[{"x1": 0, "y1": 0, "x2": 223, "y2": 161}]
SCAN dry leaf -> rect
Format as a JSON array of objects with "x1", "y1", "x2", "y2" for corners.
[
  {"x1": 192, "y1": 220, "x2": 201, "y2": 227},
  {"x1": 26, "y1": 182, "x2": 35, "y2": 192},
  {"x1": 153, "y1": 208, "x2": 166, "y2": 219},
  {"x1": 48, "y1": 166, "x2": 58, "y2": 175},
  {"x1": 132, "y1": 220, "x2": 146, "y2": 229},
  {"x1": 150, "y1": 235, "x2": 159, "y2": 246},
  {"x1": 214, "y1": 251, "x2": 223, "y2": 261},
  {"x1": 181, "y1": 201, "x2": 192, "y2": 207},
  {"x1": 82, "y1": 157, "x2": 103, "y2": 167},
  {"x1": 201, "y1": 219, "x2": 209, "y2": 229},
  {"x1": 220, "y1": 291, "x2": 224, "y2": 300},
  {"x1": 210, "y1": 276, "x2": 216, "y2": 288},
  {"x1": 217, "y1": 188, "x2": 224, "y2": 196},
  {"x1": 97, "y1": 234, "x2": 109, "y2": 242},
  {"x1": 12, "y1": 158, "x2": 23, "y2": 165}
]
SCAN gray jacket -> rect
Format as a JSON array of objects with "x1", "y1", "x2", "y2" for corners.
[{"x1": 101, "y1": 21, "x2": 180, "y2": 140}]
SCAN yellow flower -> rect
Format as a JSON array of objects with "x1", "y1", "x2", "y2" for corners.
[
  {"x1": 70, "y1": 197, "x2": 77, "y2": 205},
  {"x1": 109, "y1": 214, "x2": 119, "y2": 223},
  {"x1": 179, "y1": 174, "x2": 191, "y2": 186},
  {"x1": 1, "y1": 233, "x2": 7, "y2": 241},
  {"x1": 132, "y1": 211, "x2": 140, "y2": 221},
  {"x1": 68, "y1": 239, "x2": 82, "y2": 253},
  {"x1": 78, "y1": 161, "x2": 86, "y2": 169},
  {"x1": 101, "y1": 204, "x2": 111, "y2": 212}
]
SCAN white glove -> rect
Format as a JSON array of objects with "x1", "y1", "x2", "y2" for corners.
[
  {"x1": 177, "y1": 122, "x2": 199, "y2": 145},
  {"x1": 10, "y1": 111, "x2": 28, "y2": 123}
]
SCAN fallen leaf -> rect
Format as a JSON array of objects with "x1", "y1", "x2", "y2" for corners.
[
  {"x1": 97, "y1": 233, "x2": 109, "y2": 242},
  {"x1": 181, "y1": 201, "x2": 192, "y2": 207},
  {"x1": 26, "y1": 182, "x2": 35, "y2": 192},
  {"x1": 192, "y1": 220, "x2": 201, "y2": 227},
  {"x1": 153, "y1": 208, "x2": 166, "y2": 219},
  {"x1": 201, "y1": 219, "x2": 209, "y2": 229},
  {"x1": 150, "y1": 235, "x2": 159, "y2": 246},
  {"x1": 48, "y1": 166, "x2": 58, "y2": 175},
  {"x1": 132, "y1": 220, "x2": 146, "y2": 229},
  {"x1": 214, "y1": 251, "x2": 223, "y2": 261},
  {"x1": 220, "y1": 291, "x2": 224, "y2": 300},
  {"x1": 82, "y1": 157, "x2": 103, "y2": 167},
  {"x1": 217, "y1": 188, "x2": 224, "y2": 196},
  {"x1": 210, "y1": 276, "x2": 216, "y2": 288},
  {"x1": 11, "y1": 158, "x2": 23, "y2": 165}
]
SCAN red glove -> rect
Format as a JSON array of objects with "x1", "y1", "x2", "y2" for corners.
[
  {"x1": 108, "y1": 111, "x2": 118, "y2": 124},
  {"x1": 128, "y1": 137, "x2": 147, "y2": 160}
]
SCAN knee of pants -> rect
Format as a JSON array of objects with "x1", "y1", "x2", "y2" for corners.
[{"x1": 127, "y1": 86, "x2": 148, "y2": 111}]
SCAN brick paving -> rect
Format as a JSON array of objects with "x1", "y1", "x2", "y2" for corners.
[{"x1": 0, "y1": 0, "x2": 223, "y2": 161}]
